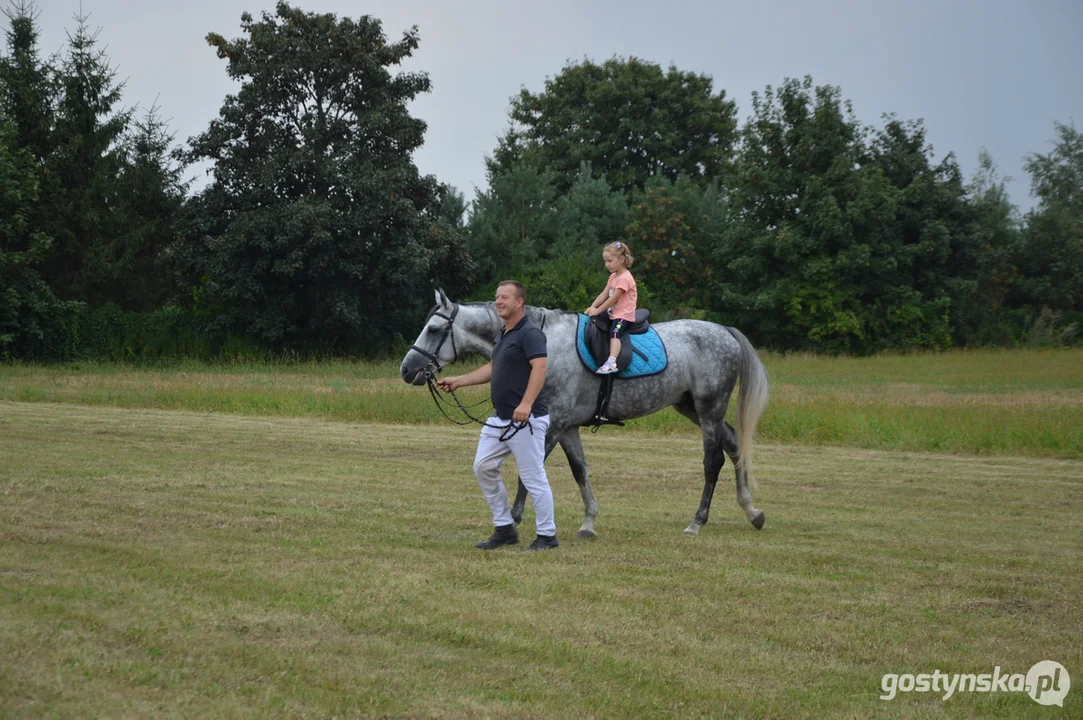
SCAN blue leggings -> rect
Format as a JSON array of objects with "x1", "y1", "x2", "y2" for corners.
[{"x1": 609, "y1": 316, "x2": 632, "y2": 340}]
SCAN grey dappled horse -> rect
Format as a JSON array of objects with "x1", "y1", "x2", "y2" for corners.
[{"x1": 400, "y1": 290, "x2": 770, "y2": 538}]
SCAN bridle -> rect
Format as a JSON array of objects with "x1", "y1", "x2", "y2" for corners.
[
  {"x1": 411, "y1": 303, "x2": 531, "y2": 441},
  {"x1": 409, "y1": 304, "x2": 460, "y2": 376}
]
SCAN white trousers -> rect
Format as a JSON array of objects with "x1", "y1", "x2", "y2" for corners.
[{"x1": 472, "y1": 414, "x2": 555, "y2": 536}]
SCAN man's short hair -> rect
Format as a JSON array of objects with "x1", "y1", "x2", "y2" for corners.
[{"x1": 497, "y1": 280, "x2": 525, "y2": 302}]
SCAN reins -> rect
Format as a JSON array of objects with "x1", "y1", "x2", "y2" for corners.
[{"x1": 422, "y1": 370, "x2": 530, "y2": 441}]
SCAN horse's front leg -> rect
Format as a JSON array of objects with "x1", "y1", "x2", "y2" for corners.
[
  {"x1": 511, "y1": 479, "x2": 528, "y2": 525},
  {"x1": 511, "y1": 427, "x2": 562, "y2": 525}
]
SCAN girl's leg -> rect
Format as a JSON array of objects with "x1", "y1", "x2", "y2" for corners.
[{"x1": 598, "y1": 321, "x2": 623, "y2": 373}]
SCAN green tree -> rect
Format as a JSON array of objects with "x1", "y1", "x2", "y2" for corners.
[
  {"x1": 0, "y1": 1, "x2": 55, "y2": 165},
  {"x1": 491, "y1": 56, "x2": 738, "y2": 195},
  {"x1": 720, "y1": 78, "x2": 879, "y2": 351},
  {"x1": 178, "y1": 2, "x2": 459, "y2": 348},
  {"x1": 434, "y1": 183, "x2": 468, "y2": 230},
  {"x1": 465, "y1": 162, "x2": 558, "y2": 284},
  {"x1": 625, "y1": 176, "x2": 723, "y2": 312},
  {"x1": 968, "y1": 151, "x2": 1021, "y2": 310},
  {"x1": 42, "y1": 9, "x2": 131, "y2": 305},
  {"x1": 112, "y1": 103, "x2": 188, "y2": 310},
  {"x1": 1017, "y1": 121, "x2": 1083, "y2": 311},
  {"x1": 420, "y1": 184, "x2": 475, "y2": 300},
  {"x1": 959, "y1": 150, "x2": 1023, "y2": 342},
  {"x1": 552, "y1": 165, "x2": 628, "y2": 258},
  {"x1": 0, "y1": 118, "x2": 76, "y2": 357},
  {"x1": 0, "y1": 1, "x2": 65, "y2": 346},
  {"x1": 866, "y1": 117, "x2": 973, "y2": 348}
]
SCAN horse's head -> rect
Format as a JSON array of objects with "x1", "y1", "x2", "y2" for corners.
[{"x1": 400, "y1": 289, "x2": 461, "y2": 385}]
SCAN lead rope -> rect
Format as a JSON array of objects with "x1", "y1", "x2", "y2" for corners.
[{"x1": 423, "y1": 369, "x2": 531, "y2": 441}]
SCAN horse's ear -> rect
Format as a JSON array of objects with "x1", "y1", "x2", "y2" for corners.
[{"x1": 435, "y1": 288, "x2": 451, "y2": 308}]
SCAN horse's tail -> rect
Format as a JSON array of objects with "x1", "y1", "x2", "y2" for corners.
[{"x1": 726, "y1": 326, "x2": 769, "y2": 487}]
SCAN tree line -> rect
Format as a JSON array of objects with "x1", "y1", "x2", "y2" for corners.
[{"x1": 2, "y1": 1, "x2": 1080, "y2": 360}]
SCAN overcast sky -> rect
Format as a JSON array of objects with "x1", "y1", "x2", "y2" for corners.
[{"x1": 24, "y1": 0, "x2": 1083, "y2": 211}]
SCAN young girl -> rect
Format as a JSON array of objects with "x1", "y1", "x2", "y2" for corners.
[{"x1": 584, "y1": 241, "x2": 637, "y2": 374}]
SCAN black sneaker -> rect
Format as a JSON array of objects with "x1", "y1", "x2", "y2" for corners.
[
  {"x1": 475, "y1": 524, "x2": 519, "y2": 549},
  {"x1": 526, "y1": 534, "x2": 559, "y2": 551}
]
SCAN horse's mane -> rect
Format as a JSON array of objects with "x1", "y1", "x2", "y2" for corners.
[
  {"x1": 528, "y1": 305, "x2": 579, "y2": 317},
  {"x1": 452, "y1": 301, "x2": 577, "y2": 323},
  {"x1": 525, "y1": 305, "x2": 578, "y2": 329}
]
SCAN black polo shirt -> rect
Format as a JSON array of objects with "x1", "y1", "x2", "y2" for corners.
[{"x1": 490, "y1": 315, "x2": 548, "y2": 420}]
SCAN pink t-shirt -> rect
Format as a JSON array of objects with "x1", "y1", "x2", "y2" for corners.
[{"x1": 607, "y1": 271, "x2": 638, "y2": 322}]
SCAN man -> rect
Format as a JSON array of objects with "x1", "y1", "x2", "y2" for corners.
[{"x1": 437, "y1": 280, "x2": 558, "y2": 551}]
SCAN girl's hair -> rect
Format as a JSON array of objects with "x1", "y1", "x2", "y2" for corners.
[{"x1": 604, "y1": 241, "x2": 634, "y2": 268}]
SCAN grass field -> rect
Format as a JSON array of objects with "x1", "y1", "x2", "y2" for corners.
[
  {"x1": 1, "y1": 347, "x2": 1081, "y2": 458},
  {"x1": 1, "y1": 349, "x2": 1081, "y2": 717}
]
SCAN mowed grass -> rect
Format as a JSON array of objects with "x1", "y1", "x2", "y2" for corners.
[
  {"x1": 1, "y1": 347, "x2": 1081, "y2": 457},
  {"x1": 1, "y1": 403, "x2": 1081, "y2": 718}
]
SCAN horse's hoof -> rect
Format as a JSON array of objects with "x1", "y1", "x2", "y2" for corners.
[
  {"x1": 682, "y1": 523, "x2": 700, "y2": 536},
  {"x1": 576, "y1": 529, "x2": 597, "y2": 540},
  {"x1": 751, "y1": 511, "x2": 766, "y2": 530}
]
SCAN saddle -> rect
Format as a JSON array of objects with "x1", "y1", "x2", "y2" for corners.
[
  {"x1": 584, "y1": 309, "x2": 653, "y2": 371},
  {"x1": 584, "y1": 309, "x2": 652, "y2": 430}
]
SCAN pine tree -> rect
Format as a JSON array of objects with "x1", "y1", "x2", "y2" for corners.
[
  {"x1": 113, "y1": 102, "x2": 188, "y2": 310},
  {"x1": 44, "y1": 9, "x2": 131, "y2": 304}
]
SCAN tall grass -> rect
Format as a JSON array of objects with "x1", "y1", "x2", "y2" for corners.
[{"x1": 2, "y1": 348, "x2": 1081, "y2": 457}]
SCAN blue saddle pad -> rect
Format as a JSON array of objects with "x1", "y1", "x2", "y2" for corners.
[{"x1": 576, "y1": 314, "x2": 668, "y2": 378}]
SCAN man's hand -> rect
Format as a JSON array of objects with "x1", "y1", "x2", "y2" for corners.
[
  {"x1": 513, "y1": 402, "x2": 532, "y2": 423},
  {"x1": 437, "y1": 376, "x2": 463, "y2": 392}
]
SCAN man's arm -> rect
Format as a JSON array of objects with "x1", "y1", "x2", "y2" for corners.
[
  {"x1": 438, "y1": 363, "x2": 492, "y2": 392},
  {"x1": 513, "y1": 357, "x2": 547, "y2": 423}
]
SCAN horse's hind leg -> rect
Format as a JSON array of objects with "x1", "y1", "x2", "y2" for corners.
[
  {"x1": 721, "y1": 421, "x2": 765, "y2": 529},
  {"x1": 683, "y1": 416, "x2": 727, "y2": 536},
  {"x1": 511, "y1": 428, "x2": 598, "y2": 539},
  {"x1": 674, "y1": 394, "x2": 717, "y2": 536},
  {"x1": 559, "y1": 427, "x2": 598, "y2": 539},
  {"x1": 676, "y1": 393, "x2": 765, "y2": 533}
]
